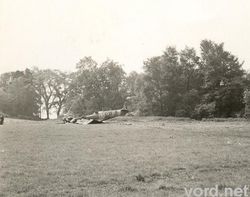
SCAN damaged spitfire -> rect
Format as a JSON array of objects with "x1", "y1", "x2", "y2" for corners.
[{"x1": 63, "y1": 106, "x2": 129, "y2": 124}]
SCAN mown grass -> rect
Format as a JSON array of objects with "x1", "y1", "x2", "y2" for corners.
[{"x1": 0, "y1": 118, "x2": 250, "y2": 196}]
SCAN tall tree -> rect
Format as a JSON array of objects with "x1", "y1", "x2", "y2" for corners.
[
  {"x1": 180, "y1": 47, "x2": 201, "y2": 91},
  {"x1": 51, "y1": 70, "x2": 70, "y2": 118},
  {"x1": 200, "y1": 40, "x2": 245, "y2": 117},
  {"x1": 126, "y1": 72, "x2": 146, "y2": 114},
  {"x1": 65, "y1": 57, "x2": 127, "y2": 115},
  {"x1": 32, "y1": 69, "x2": 58, "y2": 119},
  {"x1": 143, "y1": 56, "x2": 165, "y2": 115},
  {"x1": 143, "y1": 47, "x2": 183, "y2": 116},
  {"x1": 178, "y1": 47, "x2": 202, "y2": 116},
  {"x1": 0, "y1": 69, "x2": 40, "y2": 118},
  {"x1": 98, "y1": 59, "x2": 127, "y2": 110}
]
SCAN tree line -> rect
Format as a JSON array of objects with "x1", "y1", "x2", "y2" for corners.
[{"x1": 1, "y1": 40, "x2": 250, "y2": 119}]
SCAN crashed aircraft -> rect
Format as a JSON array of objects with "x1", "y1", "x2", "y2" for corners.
[{"x1": 63, "y1": 106, "x2": 129, "y2": 124}]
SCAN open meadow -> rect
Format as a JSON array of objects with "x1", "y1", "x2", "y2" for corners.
[{"x1": 0, "y1": 117, "x2": 250, "y2": 197}]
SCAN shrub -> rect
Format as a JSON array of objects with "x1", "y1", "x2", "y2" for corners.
[
  {"x1": 175, "y1": 109, "x2": 188, "y2": 117},
  {"x1": 193, "y1": 102, "x2": 216, "y2": 120}
]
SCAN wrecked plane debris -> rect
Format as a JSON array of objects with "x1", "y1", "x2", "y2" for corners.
[{"x1": 62, "y1": 106, "x2": 129, "y2": 124}]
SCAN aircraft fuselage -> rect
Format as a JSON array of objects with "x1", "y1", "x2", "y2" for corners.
[{"x1": 84, "y1": 108, "x2": 128, "y2": 122}]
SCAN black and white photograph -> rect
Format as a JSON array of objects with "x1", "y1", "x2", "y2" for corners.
[{"x1": 0, "y1": 0, "x2": 250, "y2": 196}]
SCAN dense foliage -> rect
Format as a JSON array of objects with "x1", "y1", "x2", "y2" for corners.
[
  {"x1": 127, "y1": 40, "x2": 247, "y2": 118},
  {"x1": 0, "y1": 40, "x2": 249, "y2": 119},
  {"x1": 0, "y1": 69, "x2": 41, "y2": 118},
  {"x1": 65, "y1": 57, "x2": 127, "y2": 116}
]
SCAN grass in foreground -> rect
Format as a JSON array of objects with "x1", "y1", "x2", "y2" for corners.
[{"x1": 0, "y1": 117, "x2": 250, "y2": 196}]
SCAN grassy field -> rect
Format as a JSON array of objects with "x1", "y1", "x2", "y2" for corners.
[{"x1": 0, "y1": 117, "x2": 250, "y2": 197}]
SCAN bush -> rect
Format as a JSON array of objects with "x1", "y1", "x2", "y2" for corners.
[
  {"x1": 193, "y1": 102, "x2": 216, "y2": 120},
  {"x1": 175, "y1": 109, "x2": 188, "y2": 117}
]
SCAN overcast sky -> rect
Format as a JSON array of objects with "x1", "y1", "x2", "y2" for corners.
[{"x1": 0, "y1": 0, "x2": 249, "y2": 74}]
